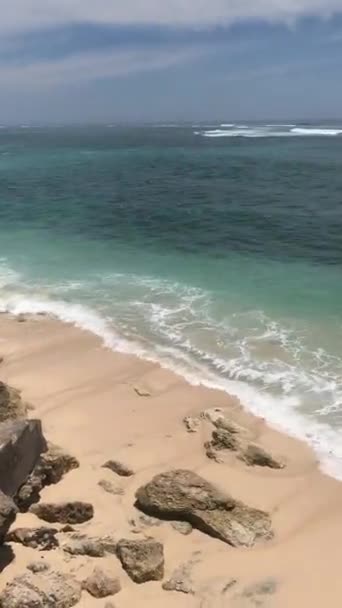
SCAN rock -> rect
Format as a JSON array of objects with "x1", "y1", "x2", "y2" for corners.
[
  {"x1": 214, "y1": 417, "x2": 241, "y2": 435},
  {"x1": 201, "y1": 408, "x2": 225, "y2": 425},
  {"x1": 183, "y1": 416, "x2": 201, "y2": 433},
  {"x1": 129, "y1": 513, "x2": 162, "y2": 534},
  {"x1": 102, "y1": 460, "x2": 134, "y2": 477},
  {"x1": 30, "y1": 501, "x2": 94, "y2": 524},
  {"x1": 171, "y1": 521, "x2": 193, "y2": 535},
  {"x1": 0, "y1": 382, "x2": 27, "y2": 422},
  {"x1": 82, "y1": 566, "x2": 121, "y2": 598},
  {"x1": 17, "y1": 314, "x2": 27, "y2": 323},
  {"x1": 204, "y1": 442, "x2": 223, "y2": 463},
  {"x1": 163, "y1": 552, "x2": 201, "y2": 594},
  {"x1": 0, "y1": 570, "x2": 82, "y2": 608},
  {"x1": 27, "y1": 561, "x2": 50, "y2": 573},
  {"x1": 62, "y1": 533, "x2": 117, "y2": 557},
  {"x1": 0, "y1": 491, "x2": 17, "y2": 544},
  {"x1": 15, "y1": 443, "x2": 79, "y2": 511},
  {"x1": 241, "y1": 444, "x2": 284, "y2": 469},
  {"x1": 135, "y1": 470, "x2": 272, "y2": 547},
  {"x1": 210, "y1": 428, "x2": 239, "y2": 452},
  {"x1": 116, "y1": 538, "x2": 164, "y2": 583},
  {"x1": 6, "y1": 527, "x2": 59, "y2": 550},
  {"x1": 98, "y1": 479, "x2": 124, "y2": 496},
  {"x1": 0, "y1": 420, "x2": 47, "y2": 497}
]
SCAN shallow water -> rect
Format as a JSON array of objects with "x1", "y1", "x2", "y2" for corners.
[{"x1": 0, "y1": 124, "x2": 342, "y2": 476}]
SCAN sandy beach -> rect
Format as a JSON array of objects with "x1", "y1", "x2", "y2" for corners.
[{"x1": 1, "y1": 313, "x2": 342, "y2": 607}]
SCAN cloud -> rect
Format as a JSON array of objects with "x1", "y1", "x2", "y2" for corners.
[{"x1": 1, "y1": 0, "x2": 342, "y2": 34}]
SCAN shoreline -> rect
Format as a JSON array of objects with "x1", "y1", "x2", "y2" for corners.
[{"x1": 1, "y1": 313, "x2": 342, "y2": 606}]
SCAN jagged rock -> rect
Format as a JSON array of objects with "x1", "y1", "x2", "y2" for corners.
[
  {"x1": 0, "y1": 570, "x2": 82, "y2": 608},
  {"x1": 210, "y1": 428, "x2": 239, "y2": 452},
  {"x1": 15, "y1": 443, "x2": 79, "y2": 511},
  {"x1": 116, "y1": 538, "x2": 164, "y2": 583},
  {"x1": 0, "y1": 382, "x2": 27, "y2": 422},
  {"x1": 62, "y1": 533, "x2": 117, "y2": 557},
  {"x1": 82, "y1": 566, "x2": 121, "y2": 598},
  {"x1": 0, "y1": 491, "x2": 17, "y2": 544},
  {"x1": 183, "y1": 416, "x2": 201, "y2": 433},
  {"x1": 27, "y1": 561, "x2": 50, "y2": 573},
  {"x1": 102, "y1": 460, "x2": 134, "y2": 477},
  {"x1": 98, "y1": 479, "x2": 124, "y2": 496},
  {"x1": 0, "y1": 420, "x2": 47, "y2": 497},
  {"x1": 135, "y1": 470, "x2": 272, "y2": 547},
  {"x1": 171, "y1": 521, "x2": 193, "y2": 535},
  {"x1": 241, "y1": 444, "x2": 284, "y2": 469},
  {"x1": 30, "y1": 501, "x2": 94, "y2": 524},
  {"x1": 204, "y1": 442, "x2": 223, "y2": 463},
  {"x1": 214, "y1": 417, "x2": 242, "y2": 435},
  {"x1": 6, "y1": 527, "x2": 59, "y2": 550}
]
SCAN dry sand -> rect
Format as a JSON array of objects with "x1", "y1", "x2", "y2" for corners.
[{"x1": 1, "y1": 314, "x2": 342, "y2": 607}]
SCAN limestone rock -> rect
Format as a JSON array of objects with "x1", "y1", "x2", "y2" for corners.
[
  {"x1": 171, "y1": 521, "x2": 193, "y2": 535},
  {"x1": 98, "y1": 479, "x2": 124, "y2": 496},
  {"x1": 135, "y1": 470, "x2": 272, "y2": 547},
  {"x1": 201, "y1": 408, "x2": 225, "y2": 425},
  {"x1": 102, "y1": 460, "x2": 134, "y2": 477},
  {"x1": 15, "y1": 443, "x2": 79, "y2": 511},
  {"x1": 204, "y1": 442, "x2": 222, "y2": 463},
  {"x1": 62, "y1": 533, "x2": 117, "y2": 557},
  {"x1": 0, "y1": 570, "x2": 82, "y2": 608},
  {"x1": 0, "y1": 382, "x2": 27, "y2": 423},
  {"x1": 0, "y1": 491, "x2": 17, "y2": 544},
  {"x1": 241, "y1": 444, "x2": 284, "y2": 469},
  {"x1": 82, "y1": 566, "x2": 121, "y2": 598},
  {"x1": 27, "y1": 561, "x2": 50, "y2": 573},
  {"x1": 213, "y1": 417, "x2": 242, "y2": 435},
  {"x1": 210, "y1": 428, "x2": 239, "y2": 452},
  {"x1": 116, "y1": 538, "x2": 164, "y2": 583},
  {"x1": 183, "y1": 416, "x2": 201, "y2": 433},
  {"x1": 0, "y1": 420, "x2": 47, "y2": 497},
  {"x1": 30, "y1": 501, "x2": 94, "y2": 524},
  {"x1": 6, "y1": 527, "x2": 59, "y2": 550}
]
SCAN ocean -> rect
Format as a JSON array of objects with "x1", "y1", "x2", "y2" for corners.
[{"x1": 0, "y1": 123, "x2": 341, "y2": 476}]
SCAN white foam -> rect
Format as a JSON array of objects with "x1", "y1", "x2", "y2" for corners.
[
  {"x1": 291, "y1": 127, "x2": 342, "y2": 136},
  {"x1": 197, "y1": 126, "x2": 342, "y2": 138}
]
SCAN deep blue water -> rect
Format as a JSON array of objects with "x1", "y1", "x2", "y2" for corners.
[{"x1": 0, "y1": 123, "x2": 342, "y2": 476}]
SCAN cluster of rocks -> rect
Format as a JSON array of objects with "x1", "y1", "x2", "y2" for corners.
[{"x1": 185, "y1": 407, "x2": 284, "y2": 469}]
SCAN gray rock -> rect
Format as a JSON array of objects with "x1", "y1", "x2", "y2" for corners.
[
  {"x1": 102, "y1": 460, "x2": 134, "y2": 477},
  {"x1": 201, "y1": 408, "x2": 225, "y2": 425},
  {"x1": 171, "y1": 521, "x2": 193, "y2": 535},
  {"x1": 210, "y1": 428, "x2": 240, "y2": 452},
  {"x1": 204, "y1": 442, "x2": 223, "y2": 463},
  {"x1": 183, "y1": 416, "x2": 201, "y2": 433},
  {"x1": 0, "y1": 382, "x2": 27, "y2": 423},
  {"x1": 98, "y1": 479, "x2": 124, "y2": 496},
  {"x1": 241, "y1": 445, "x2": 284, "y2": 470},
  {"x1": 116, "y1": 538, "x2": 164, "y2": 583},
  {"x1": 0, "y1": 420, "x2": 47, "y2": 497},
  {"x1": 62, "y1": 533, "x2": 117, "y2": 557},
  {"x1": 0, "y1": 491, "x2": 17, "y2": 544},
  {"x1": 27, "y1": 561, "x2": 50, "y2": 573},
  {"x1": 214, "y1": 417, "x2": 242, "y2": 435},
  {"x1": 135, "y1": 470, "x2": 272, "y2": 547},
  {"x1": 0, "y1": 570, "x2": 82, "y2": 608},
  {"x1": 6, "y1": 527, "x2": 59, "y2": 550},
  {"x1": 82, "y1": 566, "x2": 121, "y2": 598},
  {"x1": 15, "y1": 443, "x2": 79, "y2": 511},
  {"x1": 30, "y1": 501, "x2": 94, "y2": 524}
]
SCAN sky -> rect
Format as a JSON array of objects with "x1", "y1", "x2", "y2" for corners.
[{"x1": 1, "y1": 1, "x2": 342, "y2": 123}]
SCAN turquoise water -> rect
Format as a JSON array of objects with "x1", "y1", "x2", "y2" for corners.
[{"x1": 0, "y1": 124, "x2": 342, "y2": 476}]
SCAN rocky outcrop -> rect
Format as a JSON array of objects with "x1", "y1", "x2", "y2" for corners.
[
  {"x1": 136, "y1": 470, "x2": 272, "y2": 547},
  {"x1": 116, "y1": 538, "x2": 164, "y2": 583},
  {"x1": 0, "y1": 491, "x2": 17, "y2": 544},
  {"x1": 0, "y1": 382, "x2": 27, "y2": 423},
  {"x1": 0, "y1": 420, "x2": 47, "y2": 497},
  {"x1": 0, "y1": 570, "x2": 82, "y2": 608},
  {"x1": 102, "y1": 460, "x2": 134, "y2": 477},
  {"x1": 15, "y1": 443, "x2": 79, "y2": 511},
  {"x1": 82, "y1": 566, "x2": 121, "y2": 598},
  {"x1": 6, "y1": 527, "x2": 59, "y2": 551},
  {"x1": 62, "y1": 533, "x2": 117, "y2": 557},
  {"x1": 240, "y1": 444, "x2": 284, "y2": 469},
  {"x1": 30, "y1": 501, "x2": 94, "y2": 524}
]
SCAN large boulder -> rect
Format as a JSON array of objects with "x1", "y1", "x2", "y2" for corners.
[
  {"x1": 15, "y1": 443, "x2": 79, "y2": 511},
  {"x1": 116, "y1": 538, "x2": 164, "y2": 583},
  {"x1": 0, "y1": 420, "x2": 47, "y2": 497},
  {"x1": 30, "y1": 501, "x2": 94, "y2": 524},
  {"x1": 0, "y1": 570, "x2": 82, "y2": 608},
  {"x1": 0, "y1": 383, "x2": 27, "y2": 423},
  {"x1": 135, "y1": 470, "x2": 272, "y2": 547},
  {"x1": 0, "y1": 491, "x2": 17, "y2": 544}
]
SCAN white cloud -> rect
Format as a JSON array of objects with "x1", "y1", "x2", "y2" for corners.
[{"x1": 1, "y1": 0, "x2": 342, "y2": 34}]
